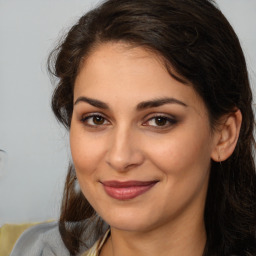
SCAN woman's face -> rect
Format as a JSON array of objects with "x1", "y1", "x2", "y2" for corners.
[{"x1": 70, "y1": 42, "x2": 218, "y2": 232}]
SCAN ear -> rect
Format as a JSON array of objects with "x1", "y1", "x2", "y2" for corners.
[{"x1": 211, "y1": 109, "x2": 242, "y2": 162}]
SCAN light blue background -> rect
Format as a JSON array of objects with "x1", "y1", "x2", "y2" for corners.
[{"x1": 0, "y1": 0, "x2": 255, "y2": 226}]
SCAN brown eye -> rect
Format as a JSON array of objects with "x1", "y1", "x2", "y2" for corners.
[
  {"x1": 81, "y1": 114, "x2": 110, "y2": 127},
  {"x1": 143, "y1": 115, "x2": 177, "y2": 129},
  {"x1": 155, "y1": 117, "x2": 167, "y2": 126},
  {"x1": 93, "y1": 116, "x2": 105, "y2": 125}
]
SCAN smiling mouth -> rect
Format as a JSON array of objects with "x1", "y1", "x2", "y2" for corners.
[{"x1": 101, "y1": 180, "x2": 159, "y2": 200}]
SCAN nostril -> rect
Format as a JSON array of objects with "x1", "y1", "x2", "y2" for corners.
[
  {"x1": 106, "y1": 150, "x2": 144, "y2": 172},
  {"x1": 106, "y1": 157, "x2": 132, "y2": 172}
]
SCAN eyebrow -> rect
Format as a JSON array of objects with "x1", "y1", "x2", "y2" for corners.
[
  {"x1": 74, "y1": 96, "x2": 187, "y2": 110},
  {"x1": 136, "y1": 97, "x2": 187, "y2": 110},
  {"x1": 74, "y1": 96, "x2": 109, "y2": 109}
]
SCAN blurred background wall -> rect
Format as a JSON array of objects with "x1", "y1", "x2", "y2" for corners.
[{"x1": 0, "y1": 0, "x2": 255, "y2": 226}]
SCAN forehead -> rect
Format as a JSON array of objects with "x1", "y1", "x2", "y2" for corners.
[{"x1": 74, "y1": 42, "x2": 206, "y2": 115}]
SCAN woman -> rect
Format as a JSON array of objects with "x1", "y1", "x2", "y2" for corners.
[{"x1": 11, "y1": 0, "x2": 256, "y2": 255}]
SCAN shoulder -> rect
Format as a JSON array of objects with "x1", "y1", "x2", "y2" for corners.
[
  {"x1": 81, "y1": 229, "x2": 111, "y2": 256},
  {"x1": 10, "y1": 221, "x2": 70, "y2": 256}
]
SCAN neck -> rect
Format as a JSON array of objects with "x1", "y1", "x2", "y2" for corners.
[{"x1": 100, "y1": 213, "x2": 206, "y2": 256}]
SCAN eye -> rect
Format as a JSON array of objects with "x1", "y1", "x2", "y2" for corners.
[
  {"x1": 81, "y1": 114, "x2": 110, "y2": 127},
  {"x1": 143, "y1": 115, "x2": 177, "y2": 128}
]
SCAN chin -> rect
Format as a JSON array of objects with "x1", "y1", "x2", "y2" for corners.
[
  {"x1": 107, "y1": 217, "x2": 151, "y2": 232},
  {"x1": 97, "y1": 206, "x2": 159, "y2": 232}
]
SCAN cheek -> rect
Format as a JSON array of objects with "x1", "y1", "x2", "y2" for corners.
[
  {"x1": 147, "y1": 125, "x2": 212, "y2": 177},
  {"x1": 70, "y1": 128, "x2": 106, "y2": 203},
  {"x1": 69, "y1": 125, "x2": 105, "y2": 177}
]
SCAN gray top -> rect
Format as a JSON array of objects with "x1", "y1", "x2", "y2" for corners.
[
  {"x1": 10, "y1": 221, "x2": 72, "y2": 256},
  {"x1": 10, "y1": 219, "x2": 109, "y2": 256}
]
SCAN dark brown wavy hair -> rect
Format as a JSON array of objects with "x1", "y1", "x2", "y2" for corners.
[{"x1": 48, "y1": 0, "x2": 256, "y2": 255}]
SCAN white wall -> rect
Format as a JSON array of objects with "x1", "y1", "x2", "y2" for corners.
[
  {"x1": 216, "y1": 0, "x2": 256, "y2": 97},
  {"x1": 0, "y1": 0, "x2": 255, "y2": 226}
]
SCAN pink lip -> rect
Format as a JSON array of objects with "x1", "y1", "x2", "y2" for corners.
[{"x1": 101, "y1": 180, "x2": 158, "y2": 200}]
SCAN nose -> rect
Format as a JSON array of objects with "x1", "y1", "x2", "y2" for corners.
[{"x1": 105, "y1": 126, "x2": 144, "y2": 172}]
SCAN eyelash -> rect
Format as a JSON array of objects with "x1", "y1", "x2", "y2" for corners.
[
  {"x1": 80, "y1": 113, "x2": 177, "y2": 129},
  {"x1": 142, "y1": 115, "x2": 177, "y2": 129},
  {"x1": 80, "y1": 113, "x2": 110, "y2": 127}
]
